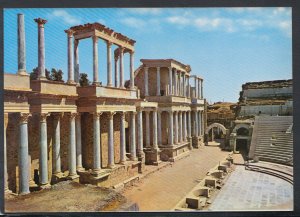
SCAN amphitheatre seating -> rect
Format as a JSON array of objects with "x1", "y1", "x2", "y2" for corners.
[{"x1": 250, "y1": 116, "x2": 293, "y2": 165}]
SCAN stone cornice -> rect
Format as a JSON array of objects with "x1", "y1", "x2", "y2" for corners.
[
  {"x1": 69, "y1": 22, "x2": 136, "y2": 46},
  {"x1": 34, "y1": 18, "x2": 47, "y2": 25}
]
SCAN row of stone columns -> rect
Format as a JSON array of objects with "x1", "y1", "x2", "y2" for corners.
[
  {"x1": 169, "y1": 111, "x2": 192, "y2": 145},
  {"x1": 143, "y1": 66, "x2": 191, "y2": 98},
  {"x1": 194, "y1": 77, "x2": 204, "y2": 99},
  {"x1": 192, "y1": 110, "x2": 204, "y2": 137}
]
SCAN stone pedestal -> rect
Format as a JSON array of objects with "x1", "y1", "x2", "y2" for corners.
[
  {"x1": 144, "y1": 148, "x2": 161, "y2": 165},
  {"x1": 192, "y1": 136, "x2": 200, "y2": 148},
  {"x1": 187, "y1": 137, "x2": 193, "y2": 150}
]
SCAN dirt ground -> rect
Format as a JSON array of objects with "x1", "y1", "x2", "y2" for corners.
[{"x1": 5, "y1": 181, "x2": 133, "y2": 212}]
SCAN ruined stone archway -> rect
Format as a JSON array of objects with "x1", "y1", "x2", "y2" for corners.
[{"x1": 205, "y1": 123, "x2": 227, "y2": 135}]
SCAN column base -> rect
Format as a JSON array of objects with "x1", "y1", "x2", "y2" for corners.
[
  {"x1": 19, "y1": 190, "x2": 31, "y2": 195},
  {"x1": 39, "y1": 183, "x2": 51, "y2": 190},
  {"x1": 29, "y1": 179, "x2": 38, "y2": 188},
  {"x1": 76, "y1": 166, "x2": 85, "y2": 172},
  {"x1": 107, "y1": 83, "x2": 113, "y2": 87},
  {"x1": 130, "y1": 156, "x2": 138, "y2": 161},
  {"x1": 67, "y1": 80, "x2": 76, "y2": 85},
  {"x1": 37, "y1": 76, "x2": 47, "y2": 81},
  {"x1": 66, "y1": 173, "x2": 79, "y2": 181},
  {"x1": 5, "y1": 188, "x2": 13, "y2": 195},
  {"x1": 93, "y1": 82, "x2": 101, "y2": 86},
  {"x1": 120, "y1": 160, "x2": 126, "y2": 165},
  {"x1": 91, "y1": 169, "x2": 102, "y2": 176},
  {"x1": 108, "y1": 164, "x2": 116, "y2": 169},
  {"x1": 17, "y1": 70, "x2": 28, "y2": 76}
]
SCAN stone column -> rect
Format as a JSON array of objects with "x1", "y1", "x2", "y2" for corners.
[
  {"x1": 195, "y1": 111, "x2": 199, "y2": 137},
  {"x1": 34, "y1": 18, "x2": 47, "y2": 79},
  {"x1": 120, "y1": 112, "x2": 126, "y2": 164},
  {"x1": 182, "y1": 73, "x2": 186, "y2": 97},
  {"x1": 198, "y1": 111, "x2": 202, "y2": 136},
  {"x1": 156, "y1": 67, "x2": 160, "y2": 96},
  {"x1": 108, "y1": 112, "x2": 116, "y2": 168},
  {"x1": 183, "y1": 111, "x2": 187, "y2": 141},
  {"x1": 4, "y1": 113, "x2": 10, "y2": 193},
  {"x1": 201, "y1": 80, "x2": 204, "y2": 99},
  {"x1": 198, "y1": 79, "x2": 201, "y2": 99},
  {"x1": 130, "y1": 112, "x2": 137, "y2": 160},
  {"x1": 92, "y1": 36, "x2": 99, "y2": 84},
  {"x1": 168, "y1": 67, "x2": 173, "y2": 95},
  {"x1": 179, "y1": 111, "x2": 183, "y2": 142},
  {"x1": 168, "y1": 111, "x2": 174, "y2": 146},
  {"x1": 187, "y1": 76, "x2": 190, "y2": 98},
  {"x1": 107, "y1": 41, "x2": 113, "y2": 87},
  {"x1": 92, "y1": 112, "x2": 102, "y2": 174},
  {"x1": 174, "y1": 111, "x2": 178, "y2": 144},
  {"x1": 145, "y1": 111, "x2": 150, "y2": 148},
  {"x1": 76, "y1": 113, "x2": 84, "y2": 171},
  {"x1": 130, "y1": 51, "x2": 135, "y2": 89},
  {"x1": 174, "y1": 69, "x2": 178, "y2": 96},
  {"x1": 65, "y1": 29, "x2": 75, "y2": 84},
  {"x1": 114, "y1": 55, "x2": 118, "y2": 87},
  {"x1": 188, "y1": 111, "x2": 192, "y2": 138},
  {"x1": 19, "y1": 113, "x2": 31, "y2": 194},
  {"x1": 74, "y1": 39, "x2": 80, "y2": 83},
  {"x1": 194, "y1": 77, "x2": 197, "y2": 98},
  {"x1": 144, "y1": 67, "x2": 149, "y2": 96},
  {"x1": 18, "y1": 14, "x2": 27, "y2": 75},
  {"x1": 152, "y1": 109, "x2": 158, "y2": 149},
  {"x1": 52, "y1": 113, "x2": 62, "y2": 175},
  {"x1": 137, "y1": 109, "x2": 143, "y2": 157},
  {"x1": 68, "y1": 113, "x2": 78, "y2": 179},
  {"x1": 157, "y1": 111, "x2": 162, "y2": 145},
  {"x1": 39, "y1": 113, "x2": 49, "y2": 186},
  {"x1": 119, "y1": 46, "x2": 124, "y2": 88}
]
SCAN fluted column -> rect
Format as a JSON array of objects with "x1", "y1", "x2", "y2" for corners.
[
  {"x1": 120, "y1": 112, "x2": 126, "y2": 164},
  {"x1": 182, "y1": 73, "x2": 186, "y2": 97},
  {"x1": 174, "y1": 111, "x2": 178, "y2": 144},
  {"x1": 156, "y1": 67, "x2": 160, "y2": 96},
  {"x1": 130, "y1": 51, "x2": 135, "y2": 89},
  {"x1": 168, "y1": 67, "x2": 173, "y2": 95},
  {"x1": 137, "y1": 109, "x2": 143, "y2": 157},
  {"x1": 168, "y1": 111, "x2": 174, "y2": 146},
  {"x1": 198, "y1": 111, "x2": 202, "y2": 136},
  {"x1": 145, "y1": 111, "x2": 150, "y2": 148},
  {"x1": 19, "y1": 113, "x2": 31, "y2": 194},
  {"x1": 194, "y1": 77, "x2": 197, "y2": 98},
  {"x1": 34, "y1": 18, "x2": 47, "y2": 79},
  {"x1": 92, "y1": 36, "x2": 99, "y2": 84},
  {"x1": 174, "y1": 69, "x2": 178, "y2": 96},
  {"x1": 76, "y1": 113, "x2": 84, "y2": 171},
  {"x1": 39, "y1": 113, "x2": 49, "y2": 186},
  {"x1": 65, "y1": 29, "x2": 75, "y2": 84},
  {"x1": 74, "y1": 39, "x2": 80, "y2": 83},
  {"x1": 144, "y1": 67, "x2": 149, "y2": 96},
  {"x1": 92, "y1": 112, "x2": 102, "y2": 174},
  {"x1": 183, "y1": 111, "x2": 187, "y2": 141},
  {"x1": 18, "y1": 14, "x2": 27, "y2": 75},
  {"x1": 195, "y1": 111, "x2": 199, "y2": 137},
  {"x1": 188, "y1": 111, "x2": 192, "y2": 138},
  {"x1": 201, "y1": 79, "x2": 203, "y2": 99},
  {"x1": 187, "y1": 76, "x2": 190, "y2": 98},
  {"x1": 114, "y1": 56, "x2": 118, "y2": 87},
  {"x1": 130, "y1": 112, "x2": 137, "y2": 160},
  {"x1": 53, "y1": 113, "x2": 62, "y2": 175},
  {"x1": 157, "y1": 111, "x2": 162, "y2": 146},
  {"x1": 179, "y1": 111, "x2": 183, "y2": 142},
  {"x1": 152, "y1": 109, "x2": 158, "y2": 149},
  {"x1": 68, "y1": 113, "x2": 77, "y2": 178},
  {"x1": 4, "y1": 113, "x2": 10, "y2": 193},
  {"x1": 119, "y1": 46, "x2": 124, "y2": 88},
  {"x1": 107, "y1": 41, "x2": 113, "y2": 87},
  {"x1": 108, "y1": 112, "x2": 116, "y2": 168},
  {"x1": 198, "y1": 79, "x2": 201, "y2": 99}
]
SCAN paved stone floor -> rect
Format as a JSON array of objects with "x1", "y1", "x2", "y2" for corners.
[
  {"x1": 122, "y1": 145, "x2": 230, "y2": 211},
  {"x1": 208, "y1": 165, "x2": 293, "y2": 211}
]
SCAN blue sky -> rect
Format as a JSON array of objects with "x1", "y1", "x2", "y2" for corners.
[{"x1": 4, "y1": 8, "x2": 292, "y2": 103}]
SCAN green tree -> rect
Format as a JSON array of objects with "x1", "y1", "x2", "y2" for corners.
[
  {"x1": 50, "y1": 68, "x2": 64, "y2": 82},
  {"x1": 79, "y1": 73, "x2": 90, "y2": 87},
  {"x1": 30, "y1": 67, "x2": 51, "y2": 80}
]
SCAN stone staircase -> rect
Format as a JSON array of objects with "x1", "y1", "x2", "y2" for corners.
[{"x1": 250, "y1": 116, "x2": 293, "y2": 166}]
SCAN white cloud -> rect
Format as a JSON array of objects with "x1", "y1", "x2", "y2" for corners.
[
  {"x1": 120, "y1": 17, "x2": 146, "y2": 28},
  {"x1": 51, "y1": 9, "x2": 81, "y2": 25},
  {"x1": 166, "y1": 16, "x2": 190, "y2": 25},
  {"x1": 194, "y1": 17, "x2": 235, "y2": 33},
  {"x1": 127, "y1": 8, "x2": 162, "y2": 15}
]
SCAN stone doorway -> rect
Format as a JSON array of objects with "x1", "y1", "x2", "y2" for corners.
[{"x1": 236, "y1": 139, "x2": 248, "y2": 159}]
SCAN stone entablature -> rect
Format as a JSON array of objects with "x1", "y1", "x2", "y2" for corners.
[
  {"x1": 69, "y1": 22, "x2": 136, "y2": 50},
  {"x1": 4, "y1": 73, "x2": 31, "y2": 91},
  {"x1": 145, "y1": 95, "x2": 192, "y2": 104},
  {"x1": 30, "y1": 80, "x2": 77, "y2": 96},
  {"x1": 77, "y1": 85, "x2": 138, "y2": 99},
  {"x1": 140, "y1": 59, "x2": 191, "y2": 74}
]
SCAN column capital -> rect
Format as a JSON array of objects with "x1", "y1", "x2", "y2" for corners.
[
  {"x1": 20, "y1": 113, "x2": 31, "y2": 124},
  {"x1": 132, "y1": 111, "x2": 137, "y2": 115},
  {"x1": 68, "y1": 112, "x2": 77, "y2": 120},
  {"x1": 156, "y1": 66, "x2": 160, "y2": 71},
  {"x1": 92, "y1": 112, "x2": 103, "y2": 119},
  {"x1": 34, "y1": 17, "x2": 47, "y2": 27},
  {"x1": 130, "y1": 50, "x2": 135, "y2": 55},
  {"x1": 144, "y1": 66, "x2": 149, "y2": 71},
  {"x1": 74, "y1": 39, "x2": 79, "y2": 46},
  {"x1": 92, "y1": 35, "x2": 98, "y2": 43},
  {"x1": 106, "y1": 40, "x2": 112, "y2": 47},
  {"x1": 64, "y1": 29, "x2": 74, "y2": 37},
  {"x1": 145, "y1": 110, "x2": 151, "y2": 115},
  {"x1": 39, "y1": 113, "x2": 49, "y2": 122},
  {"x1": 119, "y1": 46, "x2": 125, "y2": 52},
  {"x1": 168, "y1": 110, "x2": 173, "y2": 114},
  {"x1": 107, "y1": 111, "x2": 116, "y2": 119},
  {"x1": 136, "y1": 107, "x2": 143, "y2": 112},
  {"x1": 120, "y1": 111, "x2": 126, "y2": 119}
]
